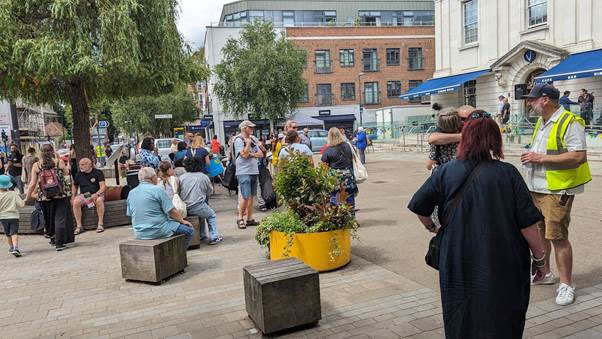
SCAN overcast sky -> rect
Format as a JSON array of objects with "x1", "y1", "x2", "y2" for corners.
[{"x1": 177, "y1": 0, "x2": 230, "y2": 50}]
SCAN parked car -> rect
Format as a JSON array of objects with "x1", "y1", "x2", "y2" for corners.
[
  {"x1": 155, "y1": 138, "x2": 180, "y2": 161},
  {"x1": 307, "y1": 129, "x2": 328, "y2": 152}
]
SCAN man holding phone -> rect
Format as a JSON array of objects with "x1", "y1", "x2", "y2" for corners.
[{"x1": 521, "y1": 84, "x2": 591, "y2": 306}]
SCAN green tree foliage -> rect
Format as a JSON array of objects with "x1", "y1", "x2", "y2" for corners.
[
  {"x1": 0, "y1": 0, "x2": 207, "y2": 161},
  {"x1": 110, "y1": 88, "x2": 197, "y2": 136},
  {"x1": 213, "y1": 21, "x2": 306, "y2": 124}
]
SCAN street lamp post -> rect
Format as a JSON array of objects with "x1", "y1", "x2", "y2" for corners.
[{"x1": 358, "y1": 72, "x2": 365, "y2": 126}]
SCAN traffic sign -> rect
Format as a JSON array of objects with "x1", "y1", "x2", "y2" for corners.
[
  {"x1": 155, "y1": 114, "x2": 173, "y2": 119},
  {"x1": 98, "y1": 120, "x2": 110, "y2": 128}
]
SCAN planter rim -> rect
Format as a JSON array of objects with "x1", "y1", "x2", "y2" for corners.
[{"x1": 271, "y1": 229, "x2": 351, "y2": 235}]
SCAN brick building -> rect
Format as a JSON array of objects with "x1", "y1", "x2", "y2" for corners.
[{"x1": 289, "y1": 26, "x2": 434, "y2": 131}]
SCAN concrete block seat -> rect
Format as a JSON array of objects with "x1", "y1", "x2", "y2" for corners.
[{"x1": 119, "y1": 235, "x2": 188, "y2": 284}]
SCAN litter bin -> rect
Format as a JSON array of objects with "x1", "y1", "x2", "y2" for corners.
[{"x1": 126, "y1": 170, "x2": 140, "y2": 188}]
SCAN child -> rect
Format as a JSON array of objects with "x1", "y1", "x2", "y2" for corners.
[
  {"x1": 0, "y1": 175, "x2": 25, "y2": 257},
  {"x1": 426, "y1": 108, "x2": 463, "y2": 171}
]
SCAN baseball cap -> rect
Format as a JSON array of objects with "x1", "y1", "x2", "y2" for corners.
[
  {"x1": 277, "y1": 133, "x2": 284, "y2": 139},
  {"x1": 526, "y1": 83, "x2": 560, "y2": 100},
  {"x1": 239, "y1": 120, "x2": 256, "y2": 130}
]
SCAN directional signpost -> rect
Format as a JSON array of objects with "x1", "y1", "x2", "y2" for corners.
[{"x1": 99, "y1": 120, "x2": 110, "y2": 128}]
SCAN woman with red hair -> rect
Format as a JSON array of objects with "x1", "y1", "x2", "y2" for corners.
[{"x1": 408, "y1": 110, "x2": 546, "y2": 338}]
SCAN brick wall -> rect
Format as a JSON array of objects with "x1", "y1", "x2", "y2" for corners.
[{"x1": 287, "y1": 26, "x2": 435, "y2": 110}]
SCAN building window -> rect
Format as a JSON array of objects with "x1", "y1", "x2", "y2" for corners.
[
  {"x1": 463, "y1": 80, "x2": 477, "y2": 107},
  {"x1": 299, "y1": 85, "x2": 309, "y2": 103},
  {"x1": 364, "y1": 82, "x2": 380, "y2": 104},
  {"x1": 340, "y1": 49, "x2": 354, "y2": 67},
  {"x1": 283, "y1": 11, "x2": 295, "y2": 27},
  {"x1": 387, "y1": 81, "x2": 402, "y2": 98},
  {"x1": 249, "y1": 10, "x2": 264, "y2": 22},
  {"x1": 363, "y1": 48, "x2": 379, "y2": 72},
  {"x1": 408, "y1": 80, "x2": 423, "y2": 103},
  {"x1": 315, "y1": 50, "x2": 332, "y2": 73},
  {"x1": 324, "y1": 11, "x2": 336, "y2": 23},
  {"x1": 463, "y1": 0, "x2": 478, "y2": 44},
  {"x1": 386, "y1": 48, "x2": 401, "y2": 66},
  {"x1": 359, "y1": 11, "x2": 381, "y2": 26},
  {"x1": 341, "y1": 83, "x2": 355, "y2": 101},
  {"x1": 527, "y1": 0, "x2": 547, "y2": 27},
  {"x1": 408, "y1": 48, "x2": 423, "y2": 70},
  {"x1": 316, "y1": 84, "x2": 333, "y2": 106}
]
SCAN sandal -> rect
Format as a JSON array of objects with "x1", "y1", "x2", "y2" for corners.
[
  {"x1": 96, "y1": 225, "x2": 105, "y2": 233},
  {"x1": 74, "y1": 227, "x2": 84, "y2": 235},
  {"x1": 237, "y1": 219, "x2": 247, "y2": 229}
]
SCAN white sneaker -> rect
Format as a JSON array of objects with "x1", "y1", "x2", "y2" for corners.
[
  {"x1": 556, "y1": 283, "x2": 575, "y2": 306},
  {"x1": 532, "y1": 272, "x2": 557, "y2": 285}
]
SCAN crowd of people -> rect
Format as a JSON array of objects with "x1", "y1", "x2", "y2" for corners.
[{"x1": 409, "y1": 83, "x2": 591, "y2": 338}]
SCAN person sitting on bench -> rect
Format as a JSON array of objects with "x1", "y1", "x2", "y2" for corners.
[
  {"x1": 126, "y1": 167, "x2": 193, "y2": 246},
  {"x1": 72, "y1": 158, "x2": 107, "y2": 234}
]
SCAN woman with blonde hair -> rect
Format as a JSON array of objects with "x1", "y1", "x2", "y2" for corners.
[
  {"x1": 321, "y1": 127, "x2": 357, "y2": 210},
  {"x1": 186, "y1": 135, "x2": 210, "y2": 173}
]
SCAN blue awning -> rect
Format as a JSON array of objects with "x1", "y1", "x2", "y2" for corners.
[
  {"x1": 400, "y1": 69, "x2": 490, "y2": 99},
  {"x1": 535, "y1": 49, "x2": 602, "y2": 83}
]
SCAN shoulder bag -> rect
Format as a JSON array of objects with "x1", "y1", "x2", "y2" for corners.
[
  {"x1": 425, "y1": 162, "x2": 485, "y2": 270},
  {"x1": 346, "y1": 141, "x2": 368, "y2": 183},
  {"x1": 168, "y1": 176, "x2": 187, "y2": 218}
]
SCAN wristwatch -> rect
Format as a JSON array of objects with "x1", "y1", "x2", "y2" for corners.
[{"x1": 425, "y1": 222, "x2": 437, "y2": 231}]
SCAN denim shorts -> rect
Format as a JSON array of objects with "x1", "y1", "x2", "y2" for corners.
[
  {"x1": 1, "y1": 219, "x2": 19, "y2": 236},
  {"x1": 237, "y1": 175, "x2": 258, "y2": 199}
]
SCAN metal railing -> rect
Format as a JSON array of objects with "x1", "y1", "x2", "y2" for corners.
[{"x1": 211, "y1": 21, "x2": 434, "y2": 28}]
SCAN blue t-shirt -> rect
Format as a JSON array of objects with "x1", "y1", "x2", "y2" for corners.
[
  {"x1": 278, "y1": 143, "x2": 313, "y2": 160},
  {"x1": 126, "y1": 182, "x2": 180, "y2": 240}
]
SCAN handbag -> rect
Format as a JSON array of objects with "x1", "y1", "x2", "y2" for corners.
[
  {"x1": 346, "y1": 141, "x2": 368, "y2": 183},
  {"x1": 425, "y1": 162, "x2": 485, "y2": 270},
  {"x1": 168, "y1": 176, "x2": 187, "y2": 218}
]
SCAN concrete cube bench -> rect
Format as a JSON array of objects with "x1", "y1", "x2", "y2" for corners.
[
  {"x1": 119, "y1": 235, "x2": 188, "y2": 284},
  {"x1": 184, "y1": 215, "x2": 205, "y2": 249},
  {"x1": 243, "y1": 258, "x2": 321, "y2": 334}
]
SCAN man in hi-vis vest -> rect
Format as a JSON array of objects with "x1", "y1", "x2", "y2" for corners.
[{"x1": 521, "y1": 83, "x2": 592, "y2": 306}]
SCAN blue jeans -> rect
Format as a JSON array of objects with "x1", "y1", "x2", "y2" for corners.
[
  {"x1": 187, "y1": 202, "x2": 220, "y2": 241},
  {"x1": 174, "y1": 224, "x2": 194, "y2": 247},
  {"x1": 330, "y1": 191, "x2": 355, "y2": 210}
]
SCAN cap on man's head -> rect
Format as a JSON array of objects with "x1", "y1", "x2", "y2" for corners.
[
  {"x1": 239, "y1": 120, "x2": 256, "y2": 130},
  {"x1": 277, "y1": 133, "x2": 284, "y2": 139},
  {"x1": 526, "y1": 83, "x2": 560, "y2": 100},
  {"x1": 498, "y1": 95, "x2": 505, "y2": 100}
]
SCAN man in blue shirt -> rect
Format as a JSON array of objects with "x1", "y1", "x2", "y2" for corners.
[
  {"x1": 126, "y1": 167, "x2": 193, "y2": 245},
  {"x1": 355, "y1": 127, "x2": 368, "y2": 164},
  {"x1": 559, "y1": 91, "x2": 579, "y2": 111}
]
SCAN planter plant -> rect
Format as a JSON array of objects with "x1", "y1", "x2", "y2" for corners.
[{"x1": 255, "y1": 152, "x2": 359, "y2": 271}]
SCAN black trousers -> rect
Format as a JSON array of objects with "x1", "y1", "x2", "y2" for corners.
[{"x1": 40, "y1": 198, "x2": 75, "y2": 247}]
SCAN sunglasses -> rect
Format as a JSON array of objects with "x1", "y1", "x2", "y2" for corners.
[
  {"x1": 467, "y1": 111, "x2": 492, "y2": 121},
  {"x1": 291, "y1": 126, "x2": 298, "y2": 129}
]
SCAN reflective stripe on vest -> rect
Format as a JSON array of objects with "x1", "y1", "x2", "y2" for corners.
[{"x1": 530, "y1": 110, "x2": 592, "y2": 191}]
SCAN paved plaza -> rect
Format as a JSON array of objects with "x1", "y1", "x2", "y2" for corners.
[{"x1": 1, "y1": 151, "x2": 602, "y2": 339}]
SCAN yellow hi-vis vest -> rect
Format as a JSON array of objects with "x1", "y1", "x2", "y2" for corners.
[{"x1": 530, "y1": 110, "x2": 592, "y2": 191}]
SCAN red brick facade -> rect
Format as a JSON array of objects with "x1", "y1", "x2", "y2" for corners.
[{"x1": 287, "y1": 26, "x2": 435, "y2": 109}]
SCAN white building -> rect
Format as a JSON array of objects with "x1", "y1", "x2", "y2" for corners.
[{"x1": 403, "y1": 0, "x2": 602, "y2": 126}]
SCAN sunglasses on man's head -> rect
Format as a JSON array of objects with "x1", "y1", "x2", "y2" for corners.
[{"x1": 291, "y1": 126, "x2": 298, "y2": 129}]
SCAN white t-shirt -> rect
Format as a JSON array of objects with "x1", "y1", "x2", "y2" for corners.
[{"x1": 278, "y1": 143, "x2": 313, "y2": 160}]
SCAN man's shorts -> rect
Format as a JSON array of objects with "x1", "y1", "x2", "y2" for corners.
[
  {"x1": 237, "y1": 175, "x2": 258, "y2": 199},
  {"x1": 531, "y1": 192, "x2": 574, "y2": 240},
  {"x1": 1, "y1": 219, "x2": 19, "y2": 236}
]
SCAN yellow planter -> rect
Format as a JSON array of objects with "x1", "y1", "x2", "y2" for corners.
[{"x1": 269, "y1": 229, "x2": 351, "y2": 272}]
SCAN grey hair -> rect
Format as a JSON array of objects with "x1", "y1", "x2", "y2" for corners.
[{"x1": 138, "y1": 167, "x2": 157, "y2": 182}]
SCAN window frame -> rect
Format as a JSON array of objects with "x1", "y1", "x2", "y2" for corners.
[
  {"x1": 339, "y1": 49, "x2": 355, "y2": 67},
  {"x1": 340, "y1": 83, "x2": 356, "y2": 101},
  {"x1": 386, "y1": 48, "x2": 401, "y2": 66},
  {"x1": 316, "y1": 83, "x2": 333, "y2": 106},
  {"x1": 363, "y1": 82, "x2": 380, "y2": 105},
  {"x1": 463, "y1": 80, "x2": 477, "y2": 107},
  {"x1": 362, "y1": 48, "x2": 379, "y2": 72},
  {"x1": 407, "y1": 47, "x2": 424, "y2": 71},
  {"x1": 527, "y1": 0, "x2": 547, "y2": 27},
  {"x1": 386, "y1": 81, "x2": 402, "y2": 98},
  {"x1": 314, "y1": 50, "x2": 332, "y2": 74},
  {"x1": 462, "y1": 0, "x2": 478, "y2": 45},
  {"x1": 408, "y1": 80, "x2": 423, "y2": 103},
  {"x1": 298, "y1": 85, "x2": 309, "y2": 103}
]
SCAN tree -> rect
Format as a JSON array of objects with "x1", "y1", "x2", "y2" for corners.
[
  {"x1": 0, "y1": 0, "x2": 206, "y2": 162},
  {"x1": 213, "y1": 21, "x2": 306, "y2": 126},
  {"x1": 110, "y1": 88, "x2": 197, "y2": 136}
]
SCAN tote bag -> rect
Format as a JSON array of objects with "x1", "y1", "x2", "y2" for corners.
[
  {"x1": 169, "y1": 176, "x2": 187, "y2": 218},
  {"x1": 346, "y1": 141, "x2": 368, "y2": 183}
]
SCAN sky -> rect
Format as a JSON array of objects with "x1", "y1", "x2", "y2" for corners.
[{"x1": 176, "y1": 0, "x2": 231, "y2": 50}]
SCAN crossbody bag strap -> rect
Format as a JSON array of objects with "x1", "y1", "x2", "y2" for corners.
[{"x1": 442, "y1": 162, "x2": 486, "y2": 226}]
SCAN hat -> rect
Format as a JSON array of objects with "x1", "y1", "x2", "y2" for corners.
[
  {"x1": 358, "y1": 127, "x2": 364, "y2": 132},
  {"x1": 239, "y1": 120, "x2": 256, "y2": 130},
  {"x1": 277, "y1": 133, "x2": 284, "y2": 139},
  {"x1": 0, "y1": 175, "x2": 13, "y2": 189},
  {"x1": 526, "y1": 84, "x2": 560, "y2": 100}
]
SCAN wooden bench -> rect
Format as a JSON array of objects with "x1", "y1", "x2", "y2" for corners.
[
  {"x1": 184, "y1": 215, "x2": 206, "y2": 249},
  {"x1": 119, "y1": 235, "x2": 188, "y2": 284},
  {"x1": 243, "y1": 258, "x2": 321, "y2": 334},
  {"x1": 6, "y1": 199, "x2": 130, "y2": 235}
]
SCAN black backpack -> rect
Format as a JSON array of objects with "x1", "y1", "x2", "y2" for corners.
[
  {"x1": 258, "y1": 160, "x2": 277, "y2": 209},
  {"x1": 221, "y1": 137, "x2": 241, "y2": 192}
]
